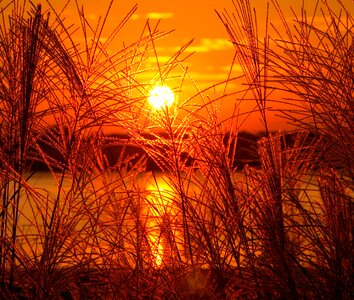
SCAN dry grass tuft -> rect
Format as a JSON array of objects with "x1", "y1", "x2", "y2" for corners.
[{"x1": 0, "y1": 0, "x2": 352, "y2": 299}]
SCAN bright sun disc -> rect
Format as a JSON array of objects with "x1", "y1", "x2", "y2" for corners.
[{"x1": 148, "y1": 85, "x2": 174, "y2": 109}]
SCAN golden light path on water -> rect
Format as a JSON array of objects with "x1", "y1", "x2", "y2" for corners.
[
  {"x1": 15, "y1": 171, "x2": 328, "y2": 268},
  {"x1": 18, "y1": 172, "x2": 181, "y2": 269},
  {"x1": 146, "y1": 84, "x2": 176, "y2": 266},
  {"x1": 146, "y1": 179, "x2": 177, "y2": 268}
]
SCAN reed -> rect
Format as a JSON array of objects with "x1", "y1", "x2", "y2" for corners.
[
  {"x1": 217, "y1": 0, "x2": 353, "y2": 298},
  {"x1": 0, "y1": 0, "x2": 352, "y2": 298}
]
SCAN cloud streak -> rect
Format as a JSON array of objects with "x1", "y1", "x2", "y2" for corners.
[
  {"x1": 146, "y1": 12, "x2": 174, "y2": 20},
  {"x1": 185, "y1": 38, "x2": 233, "y2": 53}
]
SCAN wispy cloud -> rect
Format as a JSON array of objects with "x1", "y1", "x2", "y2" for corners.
[
  {"x1": 186, "y1": 38, "x2": 233, "y2": 53},
  {"x1": 221, "y1": 64, "x2": 243, "y2": 73},
  {"x1": 146, "y1": 12, "x2": 174, "y2": 20},
  {"x1": 131, "y1": 13, "x2": 140, "y2": 21},
  {"x1": 147, "y1": 56, "x2": 172, "y2": 63},
  {"x1": 187, "y1": 71, "x2": 231, "y2": 82}
]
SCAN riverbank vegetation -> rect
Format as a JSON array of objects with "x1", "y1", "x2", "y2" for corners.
[{"x1": 0, "y1": 0, "x2": 352, "y2": 298}]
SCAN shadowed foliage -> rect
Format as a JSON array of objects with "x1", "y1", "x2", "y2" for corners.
[{"x1": 0, "y1": 0, "x2": 352, "y2": 299}]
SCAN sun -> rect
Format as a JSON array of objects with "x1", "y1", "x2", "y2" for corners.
[{"x1": 148, "y1": 85, "x2": 175, "y2": 110}]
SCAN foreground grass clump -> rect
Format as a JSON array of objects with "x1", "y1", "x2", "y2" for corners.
[{"x1": 0, "y1": 0, "x2": 353, "y2": 299}]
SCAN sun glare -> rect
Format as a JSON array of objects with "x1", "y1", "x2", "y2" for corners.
[{"x1": 148, "y1": 85, "x2": 175, "y2": 110}]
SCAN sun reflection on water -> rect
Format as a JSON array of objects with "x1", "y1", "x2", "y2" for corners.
[{"x1": 146, "y1": 178, "x2": 177, "y2": 268}]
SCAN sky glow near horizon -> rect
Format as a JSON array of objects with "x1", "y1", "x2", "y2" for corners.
[{"x1": 31, "y1": 0, "x2": 354, "y2": 131}]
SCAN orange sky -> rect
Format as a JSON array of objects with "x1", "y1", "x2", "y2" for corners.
[
  {"x1": 37, "y1": 0, "x2": 354, "y2": 132},
  {"x1": 46, "y1": 1, "x2": 238, "y2": 84}
]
